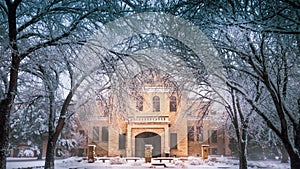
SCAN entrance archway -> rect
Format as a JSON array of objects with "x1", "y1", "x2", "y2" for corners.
[{"x1": 135, "y1": 132, "x2": 161, "y2": 157}]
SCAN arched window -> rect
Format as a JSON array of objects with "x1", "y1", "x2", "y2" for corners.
[
  {"x1": 153, "y1": 96, "x2": 160, "y2": 112},
  {"x1": 170, "y1": 96, "x2": 177, "y2": 112},
  {"x1": 136, "y1": 95, "x2": 143, "y2": 111}
]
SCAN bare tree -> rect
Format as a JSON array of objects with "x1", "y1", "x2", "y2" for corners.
[
  {"x1": 169, "y1": 1, "x2": 300, "y2": 168},
  {"x1": 223, "y1": 71, "x2": 264, "y2": 169},
  {"x1": 204, "y1": 1, "x2": 300, "y2": 168},
  {"x1": 0, "y1": 1, "x2": 128, "y2": 168}
]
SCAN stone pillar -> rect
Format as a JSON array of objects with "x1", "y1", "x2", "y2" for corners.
[
  {"x1": 126, "y1": 125, "x2": 132, "y2": 157},
  {"x1": 164, "y1": 125, "x2": 170, "y2": 156}
]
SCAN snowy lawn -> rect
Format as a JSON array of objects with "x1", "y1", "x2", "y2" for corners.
[{"x1": 7, "y1": 156, "x2": 290, "y2": 169}]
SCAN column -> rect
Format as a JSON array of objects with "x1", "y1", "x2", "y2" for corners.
[
  {"x1": 164, "y1": 125, "x2": 170, "y2": 155},
  {"x1": 126, "y1": 125, "x2": 132, "y2": 157}
]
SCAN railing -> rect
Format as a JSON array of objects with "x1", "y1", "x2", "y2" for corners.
[
  {"x1": 128, "y1": 115, "x2": 169, "y2": 122},
  {"x1": 87, "y1": 116, "x2": 108, "y2": 121}
]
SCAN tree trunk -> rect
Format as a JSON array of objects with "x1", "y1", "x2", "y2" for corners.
[
  {"x1": 239, "y1": 129, "x2": 248, "y2": 169},
  {"x1": 295, "y1": 99, "x2": 300, "y2": 153},
  {"x1": 44, "y1": 90, "x2": 67, "y2": 169},
  {"x1": 236, "y1": 92, "x2": 248, "y2": 169},
  {"x1": 44, "y1": 139, "x2": 55, "y2": 169},
  {"x1": 280, "y1": 145, "x2": 289, "y2": 163},
  {"x1": 44, "y1": 118, "x2": 66, "y2": 169},
  {"x1": 0, "y1": 99, "x2": 12, "y2": 169},
  {"x1": 44, "y1": 92, "x2": 56, "y2": 169},
  {"x1": 37, "y1": 135, "x2": 43, "y2": 160},
  {"x1": 239, "y1": 146, "x2": 248, "y2": 169},
  {"x1": 0, "y1": 1, "x2": 21, "y2": 168},
  {"x1": 281, "y1": 135, "x2": 300, "y2": 169},
  {"x1": 290, "y1": 153, "x2": 300, "y2": 169}
]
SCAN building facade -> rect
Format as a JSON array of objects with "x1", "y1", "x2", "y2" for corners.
[{"x1": 77, "y1": 69, "x2": 231, "y2": 157}]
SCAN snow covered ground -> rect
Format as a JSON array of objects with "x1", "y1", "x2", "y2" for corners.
[{"x1": 7, "y1": 156, "x2": 290, "y2": 169}]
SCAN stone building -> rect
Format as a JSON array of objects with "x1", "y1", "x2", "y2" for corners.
[{"x1": 76, "y1": 69, "x2": 230, "y2": 157}]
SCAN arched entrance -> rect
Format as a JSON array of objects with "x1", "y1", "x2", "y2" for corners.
[{"x1": 135, "y1": 132, "x2": 161, "y2": 157}]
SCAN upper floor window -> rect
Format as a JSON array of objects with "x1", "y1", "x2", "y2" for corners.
[
  {"x1": 92, "y1": 126, "x2": 99, "y2": 143},
  {"x1": 187, "y1": 126, "x2": 194, "y2": 141},
  {"x1": 153, "y1": 96, "x2": 160, "y2": 112},
  {"x1": 196, "y1": 126, "x2": 203, "y2": 142},
  {"x1": 169, "y1": 96, "x2": 177, "y2": 112},
  {"x1": 102, "y1": 127, "x2": 108, "y2": 142},
  {"x1": 136, "y1": 95, "x2": 143, "y2": 111},
  {"x1": 211, "y1": 130, "x2": 218, "y2": 143}
]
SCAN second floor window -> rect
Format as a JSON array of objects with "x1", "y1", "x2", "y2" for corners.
[
  {"x1": 196, "y1": 126, "x2": 203, "y2": 141},
  {"x1": 92, "y1": 126, "x2": 99, "y2": 142},
  {"x1": 102, "y1": 127, "x2": 108, "y2": 142},
  {"x1": 169, "y1": 96, "x2": 177, "y2": 112},
  {"x1": 153, "y1": 96, "x2": 160, "y2": 112},
  {"x1": 136, "y1": 96, "x2": 143, "y2": 111},
  {"x1": 187, "y1": 126, "x2": 194, "y2": 141},
  {"x1": 211, "y1": 130, "x2": 218, "y2": 143}
]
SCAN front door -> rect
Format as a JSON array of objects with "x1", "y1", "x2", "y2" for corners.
[{"x1": 135, "y1": 132, "x2": 161, "y2": 157}]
